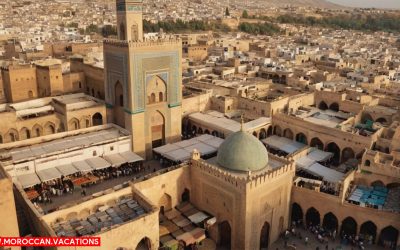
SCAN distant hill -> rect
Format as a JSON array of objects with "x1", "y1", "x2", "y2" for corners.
[{"x1": 253, "y1": 0, "x2": 347, "y2": 9}]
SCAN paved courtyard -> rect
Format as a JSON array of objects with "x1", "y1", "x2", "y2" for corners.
[{"x1": 270, "y1": 228, "x2": 391, "y2": 250}]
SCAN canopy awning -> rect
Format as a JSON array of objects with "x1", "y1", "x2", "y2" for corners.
[
  {"x1": 299, "y1": 162, "x2": 345, "y2": 183},
  {"x1": 308, "y1": 149, "x2": 334, "y2": 162},
  {"x1": 104, "y1": 153, "x2": 127, "y2": 168},
  {"x1": 56, "y1": 163, "x2": 78, "y2": 176},
  {"x1": 188, "y1": 211, "x2": 209, "y2": 224},
  {"x1": 184, "y1": 142, "x2": 216, "y2": 156},
  {"x1": 86, "y1": 157, "x2": 111, "y2": 170},
  {"x1": 72, "y1": 160, "x2": 93, "y2": 173},
  {"x1": 120, "y1": 151, "x2": 143, "y2": 163},
  {"x1": 17, "y1": 173, "x2": 41, "y2": 188},
  {"x1": 262, "y1": 135, "x2": 306, "y2": 154},
  {"x1": 296, "y1": 156, "x2": 315, "y2": 169},
  {"x1": 153, "y1": 144, "x2": 180, "y2": 155},
  {"x1": 37, "y1": 168, "x2": 62, "y2": 182},
  {"x1": 165, "y1": 149, "x2": 191, "y2": 162},
  {"x1": 203, "y1": 137, "x2": 224, "y2": 148}
]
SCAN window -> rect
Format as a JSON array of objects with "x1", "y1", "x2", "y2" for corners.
[
  {"x1": 119, "y1": 94, "x2": 123, "y2": 106},
  {"x1": 93, "y1": 151, "x2": 97, "y2": 156},
  {"x1": 159, "y1": 92, "x2": 163, "y2": 102},
  {"x1": 78, "y1": 81, "x2": 82, "y2": 88},
  {"x1": 110, "y1": 146, "x2": 114, "y2": 151}
]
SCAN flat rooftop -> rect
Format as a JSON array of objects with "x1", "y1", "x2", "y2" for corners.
[
  {"x1": 189, "y1": 111, "x2": 271, "y2": 135},
  {"x1": 294, "y1": 106, "x2": 352, "y2": 128},
  {"x1": 0, "y1": 125, "x2": 130, "y2": 166},
  {"x1": 53, "y1": 93, "x2": 104, "y2": 111}
]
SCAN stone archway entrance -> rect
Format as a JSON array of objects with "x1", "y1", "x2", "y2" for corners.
[
  {"x1": 151, "y1": 111, "x2": 165, "y2": 148},
  {"x1": 306, "y1": 207, "x2": 320, "y2": 227},
  {"x1": 135, "y1": 237, "x2": 151, "y2": 250},
  {"x1": 322, "y1": 212, "x2": 338, "y2": 233},
  {"x1": 159, "y1": 193, "x2": 172, "y2": 215},
  {"x1": 341, "y1": 217, "x2": 357, "y2": 237},
  {"x1": 218, "y1": 221, "x2": 231, "y2": 249},
  {"x1": 260, "y1": 222, "x2": 270, "y2": 250},
  {"x1": 291, "y1": 203, "x2": 303, "y2": 225}
]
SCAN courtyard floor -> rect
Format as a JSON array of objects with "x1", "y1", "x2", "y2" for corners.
[{"x1": 270, "y1": 228, "x2": 390, "y2": 250}]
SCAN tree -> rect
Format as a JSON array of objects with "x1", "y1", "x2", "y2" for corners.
[
  {"x1": 242, "y1": 10, "x2": 249, "y2": 19},
  {"x1": 225, "y1": 7, "x2": 230, "y2": 17}
]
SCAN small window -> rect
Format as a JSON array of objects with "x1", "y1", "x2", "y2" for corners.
[
  {"x1": 119, "y1": 94, "x2": 123, "y2": 106},
  {"x1": 93, "y1": 151, "x2": 97, "y2": 156},
  {"x1": 110, "y1": 146, "x2": 114, "y2": 151},
  {"x1": 78, "y1": 81, "x2": 82, "y2": 88}
]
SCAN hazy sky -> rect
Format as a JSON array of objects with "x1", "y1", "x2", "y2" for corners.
[{"x1": 327, "y1": 0, "x2": 400, "y2": 9}]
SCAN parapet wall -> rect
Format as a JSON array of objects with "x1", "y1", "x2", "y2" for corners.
[
  {"x1": 104, "y1": 38, "x2": 181, "y2": 49},
  {"x1": 191, "y1": 155, "x2": 294, "y2": 191}
]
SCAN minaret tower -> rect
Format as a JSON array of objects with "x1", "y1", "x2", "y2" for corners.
[{"x1": 116, "y1": 0, "x2": 143, "y2": 41}]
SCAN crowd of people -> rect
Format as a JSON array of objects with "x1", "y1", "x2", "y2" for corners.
[
  {"x1": 29, "y1": 162, "x2": 145, "y2": 208},
  {"x1": 278, "y1": 219, "x2": 375, "y2": 250}
]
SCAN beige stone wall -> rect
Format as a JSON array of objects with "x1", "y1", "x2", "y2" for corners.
[
  {"x1": 36, "y1": 65, "x2": 64, "y2": 97},
  {"x1": 82, "y1": 64, "x2": 104, "y2": 99},
  {"x1": 62, "y1": 72, "x2": 85, "y2": 94},
  {"x1": 187, "y1": 45, "x2": 208, "y2": 62},
  {"x1": 181, "y1": 92, "x2": 212, "y2": 115},
  {"x1": 2, "y1": 65, "x2": 38, "y2": 103},
  {"x1": 133, "y1": 166, "x2": 191, "y2": 211},
  {"x1": 0, "y1": 174, "x2": 20, "y2": 247}
]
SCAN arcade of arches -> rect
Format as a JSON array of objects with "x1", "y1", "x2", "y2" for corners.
[
  {"x1": 271, "y1": 124, "x2": 359, "y2": 165},
  {"x1": 290, "y1": 203, "x2": 399, "y2": 247}
]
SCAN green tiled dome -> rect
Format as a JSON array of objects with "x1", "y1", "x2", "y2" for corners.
[{"x1": 217, "y1": 130, "x2": 269, "y2": 172}]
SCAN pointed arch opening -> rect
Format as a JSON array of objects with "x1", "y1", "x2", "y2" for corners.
[
  {"x1": 322, "y1": 212, "x2": 338, "y2": 233},
  {"x1": 340, "y1": 217, "x2": 357, "y2": 237},
  {"x1": 151, "y1": 111, "x2": 165, "y2": 148},
  {"x1": 283, "y1": 128, "x2": 294, "y2": 140},
  {"x1": 329, "y1": 102, "x2": 339, "y2": 112},
  {"x1": 378, "y1": 226, "x2": 398, "y2": 248},
  {"x1": 326, "y1": 142, "x2": 341, "y2": 165},
  {"x1": 360, "y1": 221, "x2": 377, "y2": 244},
  {"x1": 318, "y1": 101, "x2": 328, "y2": 110},
  {"x1": 92, "y1": 112, "x2": 103, "y2": 126},
  {"x1": 44, "y1": 122, "x2": 56, "y2": 135},
  {"x1": 20, "y1": 127, "x2": 31, "y2": 140},
  {"x1": 310, "y1": 137, "x2": 324, "y2": 150},
  {"x1": 135, "y1": 237, "x2": 151, "y2": 250},
  {"x1": 218, "y1": 221, "x2": 231, "y2": 248},
  {"x1": 306, "y1": 207, "x2": 320, "y2": 227},
  {"x1": 260, "y1": 222, "x2": 270, "y2": 249},
  {"x1": 291, "y1": 203, "x2": 303, "y2": 225}
]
